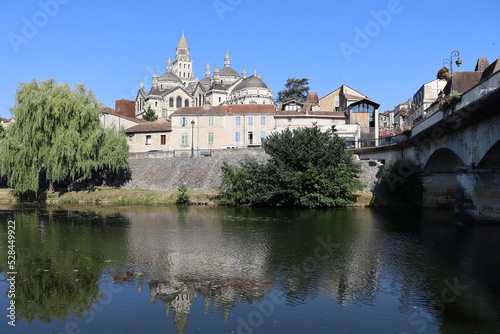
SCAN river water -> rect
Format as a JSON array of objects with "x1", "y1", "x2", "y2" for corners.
[{"x1": 1, "y1": 205, "x2": 500, "y2": 334}]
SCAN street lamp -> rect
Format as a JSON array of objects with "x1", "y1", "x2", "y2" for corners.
[
  {"x1": 190, "y1": 120, "x2": 195, "y2": 158},
  {"x1": 443, "y1": 50, "x2": 462, "y2": 94}
]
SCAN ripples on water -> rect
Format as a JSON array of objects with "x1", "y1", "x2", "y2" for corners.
[{"x1": 1, "y1": 206, "x2": 500, "y2": 333}]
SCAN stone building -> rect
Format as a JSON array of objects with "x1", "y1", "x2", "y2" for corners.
[
  {"x1": 134, "y1": 33, "x2": 274, "y2": 120},
  {"x1": 169, "y1": 103, "x2": 276, "y2": 153},
  {"x1": 319, "y1": 84, "x2": 368, "y2": 112}
]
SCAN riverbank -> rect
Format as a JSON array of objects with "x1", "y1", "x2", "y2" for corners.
[{"x1": 0, "y1": 188, "x2": 373, "y2": 207}]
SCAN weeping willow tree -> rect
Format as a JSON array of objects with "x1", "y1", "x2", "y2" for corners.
[{"x1": 0, "y1": 79, "x2": 130, "y2": 198}]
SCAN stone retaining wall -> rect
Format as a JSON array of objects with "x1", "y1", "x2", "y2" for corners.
[{"x1": 123, "y1": 150, "x2": 382, "y2": 192}]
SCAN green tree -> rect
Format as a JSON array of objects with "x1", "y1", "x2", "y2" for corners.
[
  {"x1": 142, "y1": 106, "x2": 158, "y2": 121},
  {"x1": 175, "y1": 183, "x2": 190, "y2": 205},
  {"x1": 276, "y1": 77, "x2": 310, "y2": 104},
  {"x1": 216, "y1": 126, "x2": 363, "y2": 208},
  {"x1": 0, "y1": 79, "x2": 130, "y2": 198},
  {"x1": 0, "y1": 123, "x2": 5, "y2": 139}
]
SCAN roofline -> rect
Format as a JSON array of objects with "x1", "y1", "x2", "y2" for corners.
[
  {"x1": 319, "y1": 87, "x2": 342, "y2": 100},
  {"x1": 275, "y1": 114, "x2": 346, "y2": 119},
  {"x1": 171, "y1": 111, "x2": 276, "y2": 116},
  {"x1": 101, "y1": 110, "x2": 147, "y2": 123},
  {"x1": 341, "y1": 84, "x2": 369, "y2": 98},
  {"x1": 125, "y1": 128, "x2": 172, "y2": 134}
]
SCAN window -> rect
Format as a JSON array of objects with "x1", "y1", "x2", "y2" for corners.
[
  {"x1": 176, "y1": 96, "x2": 182, "y2": 108},
  {"x1": 352, "y1": 103, "x2": 374, "y2": 113},
  {"x1": 181, "y1": 133, "x2": 188, "y2": 146},
  {"x1": 260, "y1": 116, "x2": 266, "y2": 126},
  {"x1": 160, "y1": 135, "x2": 166, "y2": 145},
  {"x1": 169, "y1": 98, "x2": 174, "y2": 107},
  {"x1": 219, "y1": 97, "x2": 222, "y2": 103},
  {"x1": 247, "y1": 116, "x2": 253, "y2": 126},
  {"x1": 184, "y1": 99, "x2": 189, "y2": 107},
  {"x1": 146, "y1": 135, "x2": 152, "y2": 145},
  {"x1": 248, "y1": 131, "x2": 253, "y2": 145},
  {"x1": 208, "y1": 132, "x2": 214, "y2": 145},
  {"x1": 235, "y1": 116, "x2": 241, "y2": 126},
  {"x1": 181, "y1": 117, "x2": 187, "y2": 127},
  {"x1": 208, "y1": 116, "x2": 214, "y2": 127},
  {"x1": 155, "y1": 101, "x2": 157, "y2": 107},
  {"x1": 260, "y1": 131, "x2": 266, "y2": 140},
  {"x1": 235, "y1": 131, "x2": 241, "y2": 143}
]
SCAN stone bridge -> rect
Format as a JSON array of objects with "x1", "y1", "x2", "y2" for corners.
[{"x1": 352, "y1": 84, "x2": 500, "y2": 222}]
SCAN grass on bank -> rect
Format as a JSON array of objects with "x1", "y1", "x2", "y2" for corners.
[
  {"x1": 0, "y1": 187, "x2": 372, "y2": 207},
  {"x1": 0, "y1": 187, "x2": 217, "y2": 205}
]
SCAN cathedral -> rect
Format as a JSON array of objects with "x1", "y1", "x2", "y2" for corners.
[{"x1": 135, "y1": 33, "x2": 274, "y2": 119}]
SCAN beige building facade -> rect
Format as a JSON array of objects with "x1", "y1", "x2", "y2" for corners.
[
  {"x1": 169, "y1": 104, "x2": 276, "y2": 152},
  {"x1": 125, "y1": 122, "x2": 172, "y2": 153}
]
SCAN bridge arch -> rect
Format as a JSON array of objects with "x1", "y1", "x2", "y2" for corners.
[
  {"x1": 421, "y1": 148, "x2": 464, "y2": 208},
  {"x1": 477, "y1": 140, "x2": 500, "y2": 169},
  {"x1": 423, "y1": 148, "x2": 464, "y2": 172}
]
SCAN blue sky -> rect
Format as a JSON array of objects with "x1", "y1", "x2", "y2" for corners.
[{"x1": 1, "y1": 0, "x2": 499, "y2": 119}]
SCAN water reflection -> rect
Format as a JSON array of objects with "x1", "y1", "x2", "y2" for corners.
[
  {"x1": 1, "y1": 205, "x2": 500, "y2": 333},
  {"x1": 0, "y1": 207, "x2": 129, "y2": 324}
]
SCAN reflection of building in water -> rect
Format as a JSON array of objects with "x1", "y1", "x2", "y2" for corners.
[
  {"x1": 149, "y1": 277, "x2": 271, "y2": 334},
  {"x1": 123, "y1": 207, "x2": 273, "y2": 332},
  {"x1": 320, "y1": 210, "x2": 383, "y2": 306}
]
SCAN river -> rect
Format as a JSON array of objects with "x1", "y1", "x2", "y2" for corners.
[{"x1": 1, "y1": 205, "x2": 499, "y2": 333}]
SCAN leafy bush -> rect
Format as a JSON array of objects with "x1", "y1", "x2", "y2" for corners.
[
  {"x1": 175, "y1": 183, "x2": 190, "y2": 205},
  {"x1": 216, "y1": 126, "x2": 363, "y2": 208}
]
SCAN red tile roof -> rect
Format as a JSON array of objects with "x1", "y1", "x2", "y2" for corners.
[
  {"x1": 125, "y1": 121, "x2": 172, "y2": 133},
  {"x1": 172, "y1": 104, "x2": 276, "y2": 115},
  {"x1": 305, "y1": 92, "x2": 319, "y2": 105},
  {"x1": 275, "y1": 110, "x2": 346, "y2": 118}
]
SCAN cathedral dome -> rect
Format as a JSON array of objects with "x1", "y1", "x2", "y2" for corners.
[
  {"x1": 233, "y1": 75, "x2": 268, "y2": 92},
  {"x1": 219, "y1": 66, "x2": 241, "y2": 77},
  {"x1": 159, "y1": 71, "x2": 182, "y2": 83}
]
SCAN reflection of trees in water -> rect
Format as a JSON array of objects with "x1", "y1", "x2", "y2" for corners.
[
  {"x1": 149, "y1": 276, "x2": 272, "y2": 334},
  {"x1": 0, "y1": 208, "x2": 129, "y2": 323}
]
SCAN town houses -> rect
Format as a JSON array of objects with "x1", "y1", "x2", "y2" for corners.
[
  {"x1": 97, "y1": 33, "x2": 500, "y2": 154},
  {"x1": 99, "y1": 33, "x2": 381, "y2": 153}
]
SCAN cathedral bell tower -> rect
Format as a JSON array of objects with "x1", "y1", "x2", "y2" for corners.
[{"x1": 172, "y1": 32, "x2": 195, "y2": 85}]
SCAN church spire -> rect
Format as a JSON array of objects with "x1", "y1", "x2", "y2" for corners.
[
  {"x1": 213, "y1": 66, "x2": 220, "y2": 81},
  {"x1": 241, "y1": 67, "x2": 247, "y2": 78},
  {"x1": 152, "y1": 70, "x2": 158, "y2": 88},
  {"x1": 205, "y1": 62, "x2": 211, "y2": 77},
  {"x1": 177, "y1": 31, "x2": 189, "y2": 49},
  {"x1": 167, "y1": 57, "x2": 172, "y2": 72},
  {"x1": 224, "y1": 51, "x2": 230, "y2": 67}
]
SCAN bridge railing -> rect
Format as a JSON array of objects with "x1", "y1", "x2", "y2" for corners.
[
  {"x1": 456, "y1": 70, "x2": 500, "y2": 110},
  {"x1": 347, "y1": 135, "x2": 409, "y2": 149}
]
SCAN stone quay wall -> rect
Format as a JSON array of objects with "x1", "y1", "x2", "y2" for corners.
[{"x1": 122, "y1": 148, "x2": 382, "y2": 192}]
